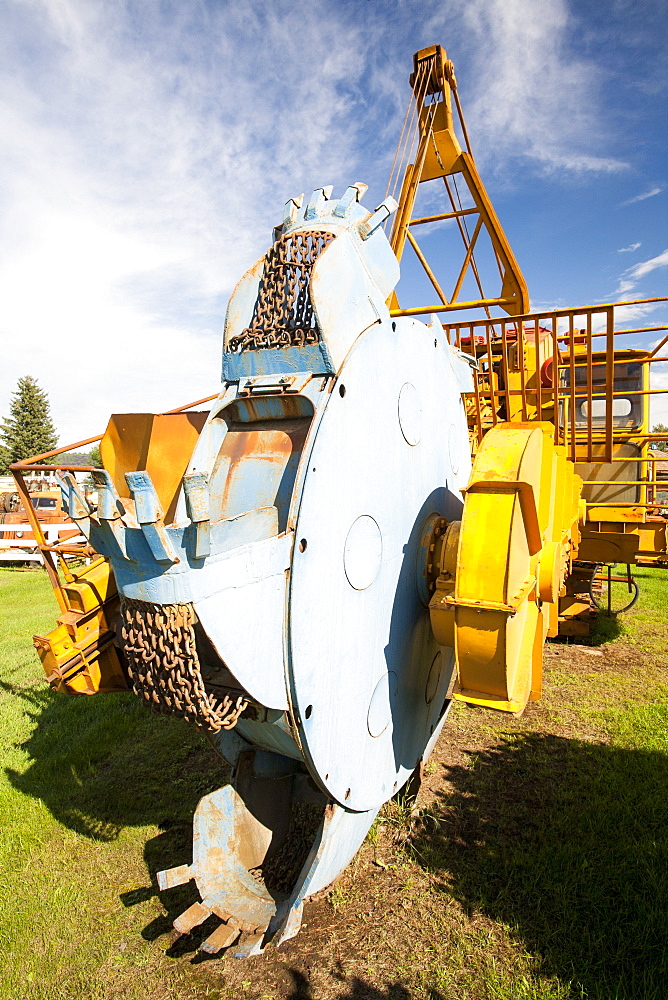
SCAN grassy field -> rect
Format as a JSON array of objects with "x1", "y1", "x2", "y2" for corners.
[
  {"x1": 0, "y1": 569, "x2": 227, "y2": 1000},
  {"x1": 0, "y1": 565, "x2": 667, "y2": 1000}
]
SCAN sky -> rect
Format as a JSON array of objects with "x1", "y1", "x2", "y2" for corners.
[{"x1": 1, "y1": 0, "x2": 667, "y2": 446}]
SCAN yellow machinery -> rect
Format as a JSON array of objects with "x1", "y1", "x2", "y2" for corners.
[
  {"x1": 387, "y1": 44, "x2": 667, "y2": 644},
  {"x1": 10, "y1": 401, "x2": 216, "y2": 697},
  {"x1": 9, "y1": 42, "x2": 668, "y2": 956}
]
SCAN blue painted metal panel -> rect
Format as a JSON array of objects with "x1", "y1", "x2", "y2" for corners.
[
  {"x1": 234, "y1": 717, "x2": 303, "y2": 762},
  {"x1": 222, "y1": 342, "x2": 334, "y2": 381},
  {"x1": 288, "y1": 314, "x2": 469, "y2": 812},
  {"x1": 87, "y1": 521, "x2": 291, "y2": 602}
]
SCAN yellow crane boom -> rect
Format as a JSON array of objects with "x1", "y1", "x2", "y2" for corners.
[{"x1": 388, "y1": 44, "x2": 529, "y2": 318}]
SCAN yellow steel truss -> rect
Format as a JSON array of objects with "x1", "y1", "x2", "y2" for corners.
[{"x1": 387, "y1": 44, "x2": 529, "y2": 318}]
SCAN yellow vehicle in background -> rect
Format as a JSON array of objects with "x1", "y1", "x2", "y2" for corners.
[{"x1": 0, "y1": 488, "x2": 82, "y2": 565}]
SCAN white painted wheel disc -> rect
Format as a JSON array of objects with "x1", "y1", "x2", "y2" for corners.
[{"x1": 288, "y1": 317, "x2": 471, "y2": 811}]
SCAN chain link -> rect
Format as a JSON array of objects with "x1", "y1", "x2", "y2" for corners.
[
  {"x1": 120, "y1": 598, "x2": 248, "y2": 733},
  {"x1": 228, "y1": 230, "x2": 336, "y2": 353}
]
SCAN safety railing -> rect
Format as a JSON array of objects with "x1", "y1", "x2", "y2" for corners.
[{"x1": 442, "y1": 297, "x2": 668, "y2": 514}]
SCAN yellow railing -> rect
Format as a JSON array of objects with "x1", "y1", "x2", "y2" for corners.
[{"x1": 442, "y1": 297, "x2": 668, "y2": 513}]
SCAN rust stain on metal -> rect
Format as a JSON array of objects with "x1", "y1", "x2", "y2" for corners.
[{"x1": 172, "y1": 901, "x2": 211, "y2": 937}]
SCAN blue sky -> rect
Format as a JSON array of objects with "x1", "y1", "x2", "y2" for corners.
[{"x1": 1, "y1": 0, "x2": 666, "y2": 444}]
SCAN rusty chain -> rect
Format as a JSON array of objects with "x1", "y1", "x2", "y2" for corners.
[
  {"x1": 228, "y1": 230, "x2": 336, "y2": 353},
  {"x1": 120, "y1": 598, "x2": 248, "y2": 733}
]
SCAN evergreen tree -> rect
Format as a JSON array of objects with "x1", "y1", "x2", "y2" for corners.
[
  {"x1": 651, "y1": 423, "x2": 668, "y2": 451},
  {"x1": 58, "y1": 447, "x2": 102, "y2": 468},
  {"x1": 0, "y1": 376, "x2": 59, "y2": 470}
]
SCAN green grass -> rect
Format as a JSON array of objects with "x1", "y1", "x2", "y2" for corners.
[
  {"x1": 590, "y1": 565, "x2": 668, "y2": 648},
  {"x1": 406, "y1": 568, "x2": 668, "y2": 1000},
  {"x1": 412, "y1": 724, "x2": 668, "y2": 999},
  {"x1": 0, "y1": 568, "x2": 228, "y2": 1000},
  {"x1": 621, "y1": 565, "x2": 668, "y2": 650}
]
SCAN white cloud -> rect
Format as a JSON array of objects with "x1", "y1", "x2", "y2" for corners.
[
  {"x1": 617, "y1": 248, "x2": 668, "y2": 296},
  {"x1": 620, "y1": 186, "x2": 663, "y2": 207},
  {"x1": 618, "y1": 242, "x2": 641, "y2": 253},
  {"x1": 611, "y1": 301, "x2": 662, "y2": 325},
  {"x1": 651, "y1": 367, "x2": 668, "y2": 427},
  {"x1": 444, "y1": 0, "x2": 628, "y2": 174},
  {"x1": 0, "y1": 0, "x2": 393, "y2": 443}
]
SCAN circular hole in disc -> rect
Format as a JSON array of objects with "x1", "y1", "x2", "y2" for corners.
[
  {"x1": 398, "y1": 382, "x2": 422, "y2": 446},
  {"x1": 367, "y1": 670, "x2": 398, "y2": 737},
  {"x1": 344, "y1": 515, "x2": 382, "y2": 590}
]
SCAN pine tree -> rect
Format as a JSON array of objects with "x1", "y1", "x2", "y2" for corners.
[
  {"x1": 0, "y1": 376, "x2": 59, "y2": 470},
  {"x1": 651, "y1": 423, "x2": 668, "y2": 451}
]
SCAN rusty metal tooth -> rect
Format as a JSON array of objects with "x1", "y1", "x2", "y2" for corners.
[{"x1": 199, "y1": 921, "x2": 241, "y2": 955}]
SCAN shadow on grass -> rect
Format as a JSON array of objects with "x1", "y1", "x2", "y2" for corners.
[
  {"x1": 3, "y1": 678, "x2": 231, "y2": 943},
  {"x1": 3, "y1": 679, "x2": 228, "y2": 841},
  {"x1": 286, "y1": 969, "x2": 443, "y2": 1000},
  {"x1": 589, "y1": 611, "x2": 624, "y2": 645},
  {"x1": 412, "y1": 732, "x2": 668, "y2": 1000},
  {"x1": 548, "y1": 611, "x2": 624, "y2": 648}
]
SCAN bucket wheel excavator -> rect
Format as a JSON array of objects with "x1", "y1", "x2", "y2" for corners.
[{"x1": 15, "y1": 45, "x2": 594, "y2": 958}]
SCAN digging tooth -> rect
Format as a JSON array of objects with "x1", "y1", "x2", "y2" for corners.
[{"x1": 199, "y1": 920, "x2": 241, "y2": 955}]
